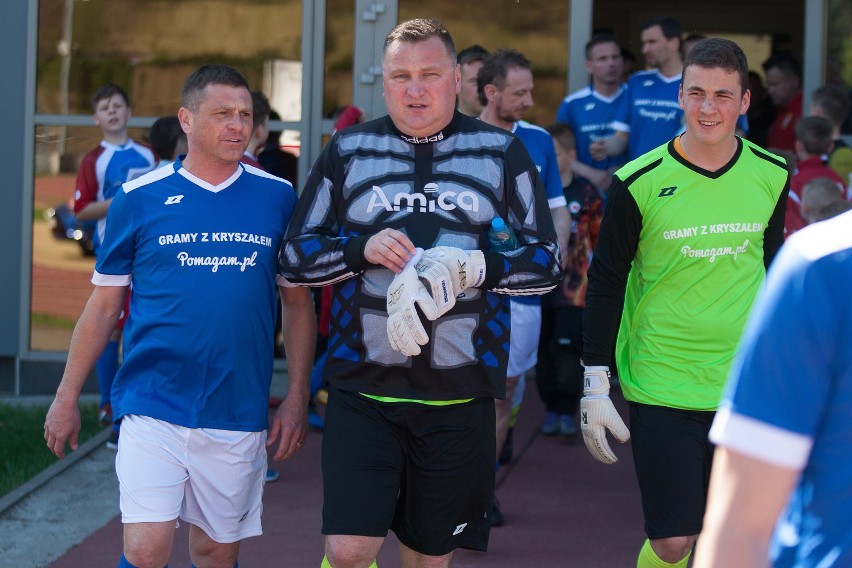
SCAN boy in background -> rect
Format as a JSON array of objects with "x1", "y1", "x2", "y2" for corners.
[
  {"x1": 809, "y1": 84, "x2": 852, "y2": 191},
  {"x1": 73, "y1": 84, "x2": 157, "y2": 444},
  {"x1": 537, "y1": 123, "x2": 603, "y2": 438},
  {"x1": 785, "y1": 116, "x2": 846, "y2": 236}
]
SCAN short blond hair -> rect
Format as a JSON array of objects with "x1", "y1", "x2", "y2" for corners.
[{"x1": 801, "y1": 177, "x2": 844, "y2": 224}]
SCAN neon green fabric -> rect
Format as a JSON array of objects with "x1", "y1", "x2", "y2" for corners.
[{"x1": 614, "y1": 139, "x2": 787, "y2": 409}]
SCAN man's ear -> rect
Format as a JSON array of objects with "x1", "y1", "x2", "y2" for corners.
[
  {"x1": 484, "y1": 84, "x2": 499, "y2": 103},
  {"x1": 177, "y1": 107, "x2": 192, "y2": 135}
]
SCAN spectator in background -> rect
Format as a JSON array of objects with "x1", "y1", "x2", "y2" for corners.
[
  {"x1": 809, "y1": 84, "x2": 852, "y2": 190},
  {"x1": 330, "y1": 104, "x2": 366, "y2": 135},
  {"x1": 597, "y1": 16, "x2": 686, "y2": 161},
  {"x1": 682, "y1": 33, "x2": 707, "y2": 59},
  {"x1": 456, "y1": 44, "x2": 489, "y2": 117},
  {"x1": 73, "y1": 84, "x2": 157, "y2": 447},
  {"x1": 785, "y1": 116, "x2": 846, "y2": 236},
  {"x1": 556, "y1": 34, "x2": 627, "y2": 192},
  {"x1": 258, "y1": 110, "x2": 299, "y2": 187},
  {"x1": 149, "y1": 115, "x2": 187, "y2": 168},
  {"x1": 801, "y1": 176, "x2": 847, "y2": 225},
  {"x1": 241, "y1": 90, "x2": 271, "y2": 168},
  {"x1": 621, "y1": 47, "x2": 637, "y2": 82},
  {"x1": 477, "y1": 47, "x2": 571, "y2": 526},
  {"x1": 694, "y1": 209, "x2": 852, "y2": 568},
  {"x1": 746, "y1": 70, "x2": 776, "y2": 149},
  {"x1": 537, "y1": 122, "x2": 602, "y2": 439},
  {"x1": 763, "y1": 53, "x2": 803, "y2": 157}
]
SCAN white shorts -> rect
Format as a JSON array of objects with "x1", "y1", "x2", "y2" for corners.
[
  {"x1": 507, "y1": 300, "x2": 542, "y2": 377},
  {"x1": 116, "y1": 414, "x2": 267, "y2": 543}
]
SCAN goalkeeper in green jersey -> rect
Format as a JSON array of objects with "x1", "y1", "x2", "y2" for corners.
[{"x1": 581, "y1": 38, "x2": 788, "y2": 568}]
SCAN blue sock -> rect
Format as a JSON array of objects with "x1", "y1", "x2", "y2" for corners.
[
  {"x1": 191, "y1": 564, "x2": 237, "y2": 568},
  {"x1": 118, "y1": 554, "x2": 139, "y2": 568},
  {"x1": 97, "y1": 340, "x2": 120, "y2": 408}
]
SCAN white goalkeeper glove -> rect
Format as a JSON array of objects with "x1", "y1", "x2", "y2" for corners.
[
  {"x1": 386, "y1": 249, "x2": 442, "y2": 357},
  {"x1": 580, "y1": 365, "x2": 630, "y2": 464},
  {"x1": 414, "y1": 246, "x2": 487, "y2": 317}
]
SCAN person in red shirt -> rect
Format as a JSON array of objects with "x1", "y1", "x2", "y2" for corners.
[
  {"x1": 763, "y1": 54, "x2": 803, "y2": 158},
  {"x1": 786, "y1": 116, "x2": 847, "y2": 236}
]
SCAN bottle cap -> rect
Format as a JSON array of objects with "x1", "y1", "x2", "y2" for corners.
[{"x1": 491, "y1": 217, "x2": 506, "y2": 231}]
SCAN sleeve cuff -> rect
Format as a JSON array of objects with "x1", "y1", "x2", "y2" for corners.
[
  {"x1": 91, "y1": 271, "x2": 131, "y2": 286},
  {"x1": 482, "y1": 250, "x2": 504, "y2": 290},
  {"x1": 343, "y1": 235, "x2": 371, "y2": 273}
]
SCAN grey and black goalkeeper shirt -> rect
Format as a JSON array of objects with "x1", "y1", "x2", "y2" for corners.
[{"x1": 279, "y1": 111, "x2": 561, "y2": 400}]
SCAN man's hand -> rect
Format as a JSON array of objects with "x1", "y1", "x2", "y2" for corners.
[
  {"x1": 386, "y1": 249, "x2": 442, "y2": 356},
  {"x1": 415, "y1": 247, "x2": 486, "y2": 315},
  {"x1": 580, "y1": 365, "x2": 630, "y2": 464},
  {"x1": 268, "y1": 393, "x2": 308, "y2": 461},
  {"x1": 364, "y1": 228, "x2": 417, "y2": 273},
  {"x1": 44, "y1": 395, "x2": 82, "y2": 459}
]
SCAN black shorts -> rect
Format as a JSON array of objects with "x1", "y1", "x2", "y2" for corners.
[
  {"x1": 629, "y1": 402, "x2": 715, "y2": 539},
  {"x1": 321, "y1": 389, "x2": 496, "y2": 555}
]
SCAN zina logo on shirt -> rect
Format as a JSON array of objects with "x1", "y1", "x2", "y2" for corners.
[{"x1": 367, "y1": 183, "x2": 480, "y2": 213}]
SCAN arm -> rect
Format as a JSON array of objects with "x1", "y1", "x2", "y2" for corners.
[
  {"x1": 582, "y1": 175, "x2": 642, "y2": 366},
  {"x1": 550, "y1": 204, "x2": 571, "y2": 269},
  {"x1": 764, "y1": 170, "x2": 791, "y2": 268},
  {"x1": 694, "y1": 447, "x2": 799, "y2": 568},
  {"x1": 481, "y1": 138, "x2": 562, "y2": 295},
  {"x1": 76, "y1": 199, "x2": 112, "y2": 221},
  {"x1": 268, "y1": 284, "x2": 317, "y2": 461},
  {"x1": 44, "y1": 285, "x2": 127, "y2": 458},
  {"x1": 73, "y1": 152, "x2": 111, "y2": 221},
  {"x1": 590, "y1": 131, "x2": 629, "y2": 161},
  {"x1": 571, "y1": 159, "x2": 613, "y2": 192},
  {"x1": 278, "y1": 140, "x2": 368, "y2": 286}
]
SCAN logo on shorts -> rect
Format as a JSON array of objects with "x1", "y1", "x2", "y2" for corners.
[
  {"x1": 239, "y1": 511, "x2": 248, "y2": 523},
  {"x1": 453, "y1": 523, "x2": 467, "y2": 536}
]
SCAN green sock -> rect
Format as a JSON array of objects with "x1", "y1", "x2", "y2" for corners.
[
  {"x1": 321, "y1": 555, "x2": 378, "y2": 568},
  {"x1": 636, "y1": 539, "x2": 691, "y2": 568}
]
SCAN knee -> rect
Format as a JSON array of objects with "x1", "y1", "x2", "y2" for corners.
[
  {"x1": 651, "y1": 536, "x2": 696, "y2": 564},
  {"x1": 123, "y1": 547, "x2": 170, "y2": 568},
  {"x1": 325, "y1": 536, "x2": 379, "y2": 568}
]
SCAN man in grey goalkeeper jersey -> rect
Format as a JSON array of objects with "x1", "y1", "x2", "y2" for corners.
[{"x1": 279, "y1": 18, "x2": 561, "y2": 568}]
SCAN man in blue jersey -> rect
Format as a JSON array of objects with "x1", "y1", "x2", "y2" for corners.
[
  {"x1": 695, "y1": 209, "x2": 852, "y2": 567},
  {"x1": 556, "y1": 34, "x2": 627, "y2": 191},
  {"x1": 45, "y1": 64, "x2": 316, "y2": 568},
  {"x1": 478, "y1": 47, "x2": 570, "y2": 525},
  {"x1": 593, "y1": 19, "x2": 749, "y2": 164}
]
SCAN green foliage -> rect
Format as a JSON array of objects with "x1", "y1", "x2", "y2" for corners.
[{"x1": 0, "y1": 403, "x2": 103, "y2": 496}]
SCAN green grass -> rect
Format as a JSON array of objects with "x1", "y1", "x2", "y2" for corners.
[
  {"x1": 31, "y1": 312, "x2": 78, "y2": 330},
  {"x1": 0, "y1": 403, "x2": 103, "y2": 496}
]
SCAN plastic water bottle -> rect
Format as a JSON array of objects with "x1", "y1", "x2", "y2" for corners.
[{"x1": 487, "y1": 217, "x2": 518, "y2": 251}]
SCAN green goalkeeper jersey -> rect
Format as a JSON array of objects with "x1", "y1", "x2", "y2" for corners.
[{"x1": 583, "y1": 137, "x2": 789, "y2": 410}]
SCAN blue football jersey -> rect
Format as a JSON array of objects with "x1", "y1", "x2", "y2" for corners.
[
  {"x1": 615, "y1": 70, "x2": 750, "y2": 161},
  {"x1": 512, "y1": 120, "x2": 566, "y2": 209},
  {"x1": 556, "y1": 85, "x2": 628, "y2": 171},
  {"x1": 711, "y1": 210, "x2": 852, "y2": 567},
  {"x1": 94, "y1": 162, "x2": 297, "y2": 431}
]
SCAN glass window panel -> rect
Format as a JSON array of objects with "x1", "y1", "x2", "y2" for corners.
[
  {"x1": 398, "y1": 0, "x2": 570, "y2": 127},
  {"x1": 32, "y1": 0, "x2": 304, "y2": 352}
]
